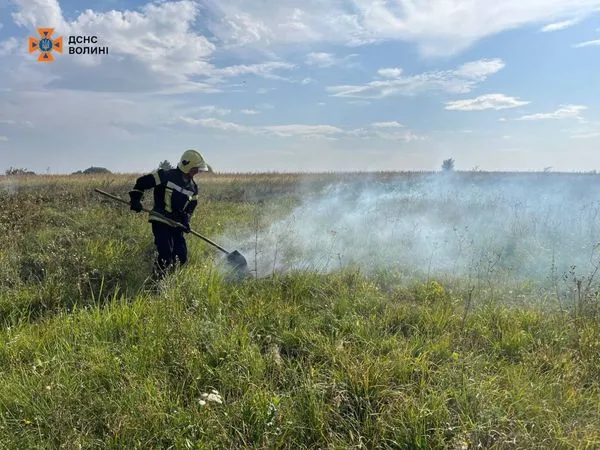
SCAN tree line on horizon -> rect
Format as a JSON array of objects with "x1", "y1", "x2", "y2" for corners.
[{"x1": 5, "y1": 159, "x2": 598, "y2": 176}]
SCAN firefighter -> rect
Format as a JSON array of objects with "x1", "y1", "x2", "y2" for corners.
[{"x1": 128, "y1": 149, "x2": 209, "y2": 280}]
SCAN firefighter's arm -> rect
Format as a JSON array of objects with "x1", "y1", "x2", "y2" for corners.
[
  {"x1": 128, "y1": 170, "x2": 163, "y2": 211},
  {"x1": 181, "y1": 188, "x2": 199, "y2": 230}
]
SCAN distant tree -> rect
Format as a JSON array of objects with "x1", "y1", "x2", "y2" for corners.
[
  {"x1": 442, "y1": 158, "x2": 455, "y2": 172},
  {"x1": 543, "y1": 166, "x2": 552, "y2": 173},
  {"x1": 5, "y1": 167, "x2": 35, "y2": 176},
  {"x1": 81, "y1": 166, "x2": 112, "y2": 174},
  {"x1": 159, "y1": 160, "x2": 173, "y2": 170}
]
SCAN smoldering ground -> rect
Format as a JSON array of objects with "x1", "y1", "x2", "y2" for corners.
[{"x1": 218, "y1": 172, "x2": 600, "y2": 290}]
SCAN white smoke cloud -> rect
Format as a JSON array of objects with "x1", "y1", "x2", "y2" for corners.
[
  {"x1": 219, "y1": 173, "x2": 600, "y2": 292},
  {"x1": 0, "y1": 177, "x2": 19, "y2": 194}
]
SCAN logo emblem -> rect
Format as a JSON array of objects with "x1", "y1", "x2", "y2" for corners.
[{"x1": 29, "y1": 28, "x2": 63, "y2": 62}]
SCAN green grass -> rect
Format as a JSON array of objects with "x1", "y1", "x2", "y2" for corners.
[{"x1": 0, "y1": 173, "x2": 599, "y2": 448}]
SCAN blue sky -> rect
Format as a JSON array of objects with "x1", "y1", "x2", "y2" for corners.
[{"x1": 0, "y1": 0, "x2": 599, "y2": 174}]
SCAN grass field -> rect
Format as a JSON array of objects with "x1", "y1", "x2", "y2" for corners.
[{"x1": 1, "y1": 171, "x2": 600, "y2": 449}]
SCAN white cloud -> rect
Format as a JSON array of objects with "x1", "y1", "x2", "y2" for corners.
[
  {"x1": 541, "y1": 18, "x2": 581, "y2": 32},
  {"x1": 211, "y1": 62, "x2": 296, "y2": 81},
  {"x1": 193, "y1": 106, "x2": 231, "y2": 116},
  {"x1": 378, "y1": 68, "x2": 403, "y2": 78},
  {"x1": 371, "y1": 121, "x2": 404, "y2": 128},
  {"x1": 518, "y1": 105, "x2": 587, "y2": 120},
  {"x1": 445, "y1": 94, "x2": 530, "y2": 111},
  {"x1": 241, "y1": 109, "x2": 260, "y2": 115},
  {"x1": 327, "y1": 58, "x2": 505, "y2": 99},
  {"x1": 305, "y1": 52, "x2": 337, "y2": 67},
  {"x1": 177, "y1": 116, "x2": 425, "y2": 142},
  {"x1": 348, "y1": 127, "x2": 425, "y2": 142},
  {"x1": 12, "y1": 0, "x2": 66, "y2": 30},
  {"x1": 573, "y1": 39, "x2": 600, "y2": 48},
  {"x1": 455, "y1": 59, "x2": 506, "y2": 78},
  {"x1": 263, "y1": 124, "x2": 343, "y2": 137},
  {"x1": 202, "y1": 0, "x2": 600, "y2": 57},
  {"x1": 379, "y1": 131, "x2": 424, "y2": 142},
  {"x1": 0, "y1": 38, "x2": 19, "y2": 57},
  {"x1": 179, "y1": 117, "x2": 256, "y2": 134},
  {"x1": 178, "y1": 116, "x2": 343, "y2": 139},
  {"x1": 0, "y1": 136, "x2": 8, "y2": 141},
  {"x1": 305, "y1": 52, "x2": 358, "y2": 68}
]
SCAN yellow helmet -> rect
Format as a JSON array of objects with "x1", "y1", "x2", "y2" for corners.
[{"x1": 178, "y1": 149, "x2": 209, "y2": 174}]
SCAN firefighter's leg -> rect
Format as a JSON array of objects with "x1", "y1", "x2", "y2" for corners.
[
  {"x1": 151, "y1": 222, "x2": 175, "y2": 280},
  {"x1": 173, "y1": 228, "x2": 188, "y2": 268}
]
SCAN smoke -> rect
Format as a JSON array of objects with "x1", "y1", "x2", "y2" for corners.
[
  {"x1": 0, "y1": 177, "x2": 19, "y2": 194},
  {"x1": 219, "y1": 173, "x2": 600, "y2": 289}
]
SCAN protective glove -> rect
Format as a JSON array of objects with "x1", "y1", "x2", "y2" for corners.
[
  {"x1": 128, "y1": 191, "x2": 143, "y2": 213},
  {"x1": 180, "y1": 216, "x2": 191, "y2": 233},
  {"x1": 130, "y1": 199, "x2": 143, "y2": 212}
]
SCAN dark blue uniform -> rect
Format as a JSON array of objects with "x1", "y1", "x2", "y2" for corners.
[{"x1": 129, "y1": 168, "x2": 199, "y2": 279}]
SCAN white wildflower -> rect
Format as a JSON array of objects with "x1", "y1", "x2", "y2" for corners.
[{"x1": 207, "y1": 393, "x2": 223, "y2": 404}]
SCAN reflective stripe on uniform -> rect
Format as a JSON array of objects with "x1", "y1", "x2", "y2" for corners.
[
  {"x1": 164, "y1": 189, "x2": 173, "y2": 213},
  {"x1": 166, "y1": 181, "x2": 194, "y2": 198},
  {"x1": 184, "y1": 196, "x2": 197, "y2": 211},
  {"x1": 152, "y1": 171, "x2": 161, "y2": 185}
]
